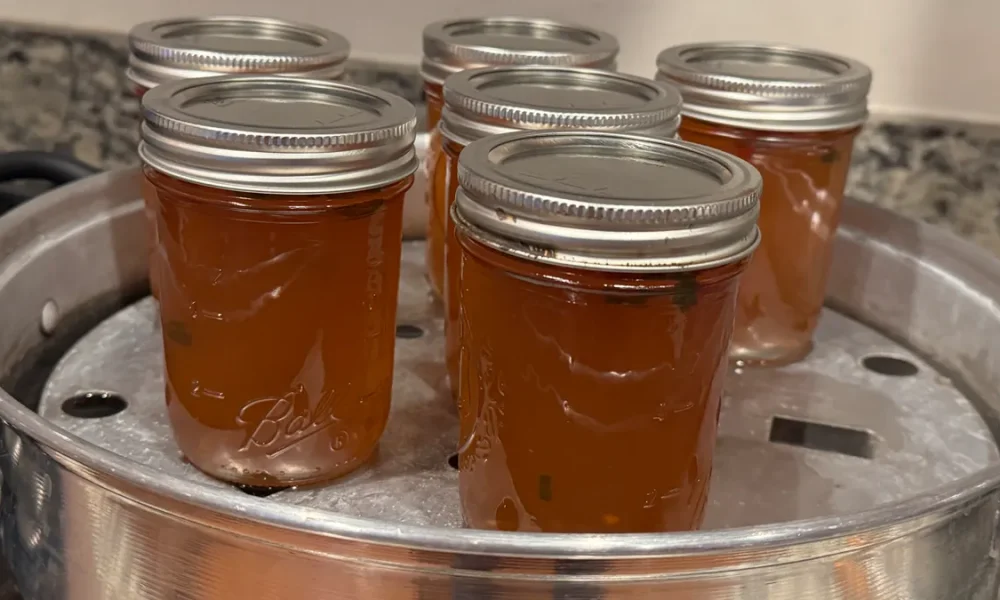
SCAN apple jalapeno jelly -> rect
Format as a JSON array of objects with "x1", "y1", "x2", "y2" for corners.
[
  {"x1": 420, "y1": 18, "x2": 619, "y2": 298},
  {"x1": 439, "y1": 66, "x2": 682, "y2": 397},
  {"x1": 127, "y1": 16, "x2": 351, "y2": 299},
  {"x1": 657, "y1": 43, "x2": 872, "y2": 366},
  {"x1": 452, "y1": 131, "x2": 762, "y2": 533},
  {"x1": 139, "y1": 76, "x2": 417, "y2": 487}
]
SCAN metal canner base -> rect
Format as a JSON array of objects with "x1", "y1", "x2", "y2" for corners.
[{"x1": 1, "y1": 168, "x2": 1000, "y2": 598}]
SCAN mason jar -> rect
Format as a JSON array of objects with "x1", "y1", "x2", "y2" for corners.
[
  {"x1": 452, "y1": 130, "x2": 761, "y2": 532},
  {"x1": 139, "y1": 75, "x2": 416, "y2": 487},
  {"x1": 127, "y1": 16, "x2": 351, "y2": 299},
  {"x1": 657, "y1": 42, "x2": 872, "y2": 366},
  {"x1": 420, "y1": 17, "x2": 619, "y2": 298},
  {"x1": 439, "y1": 65, "x2": 682, "y2": 399}
]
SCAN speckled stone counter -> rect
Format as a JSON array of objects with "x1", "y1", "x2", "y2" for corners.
[
  {"x1": 0, "y1": 23, "x2": 424, "y2": 168},
  {"x1": 2, "y1": 22, "x2": 999, "y2": 253}
]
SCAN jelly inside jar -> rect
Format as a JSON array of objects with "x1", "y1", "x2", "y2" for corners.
[
  {"x1": 134, "y1": 84, "x2": 161, "y2": 299},
  {"x1": 679, "y1": 117, "x2": 859, "y2": 366},
  {"x1": 424, "y1": 81, "x2": 444, "y2": 132},
  {"x1": 455, "y1": 232, "x2": 749, "y2": 533},
  {"x1": 423, "y1": 81, "x2": 447, "y2": 300},
  {"x1": 441, "y1": 138, "x2": 465, "y2": 395},
  {"x1": 144, "y1": 166, "x2": 411, "y2": 487}
]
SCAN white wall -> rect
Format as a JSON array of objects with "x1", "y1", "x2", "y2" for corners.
[{"x1": 5, "y1": 0, "x2": 998, "y2": 123}]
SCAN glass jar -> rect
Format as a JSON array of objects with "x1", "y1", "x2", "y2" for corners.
[
  {"x1": 127, "y1": 16, "x2": 351, "y2": 299},
  {"x1": 439, "y1": 66, "x2": 683, "y2": 397},
  {"x1": 452, "y1": 130, "x2": 761, "y2": 533},
  {"x1": 139, "y1": 76, "x2": 417, "y2": 487},
  {"x1": 657, "y1": 43, "x2": 872, "y2": 366},
  {"x1": 420, "y1": 18, "x2": 619, "y2": 298}
]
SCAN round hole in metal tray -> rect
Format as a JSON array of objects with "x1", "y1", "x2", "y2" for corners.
[
  {"x1": 447, "y1": 453, "x2": 459, "y2": 470},
  {"x1": 60, "y1": 391, "x2": 127, "y2": 419},
  {"x1": 395, "y1": 323, "x2": 425, "y2": 339},
  {"x1": 862, "y1": 354, "x2": 920, "y2": 377}
]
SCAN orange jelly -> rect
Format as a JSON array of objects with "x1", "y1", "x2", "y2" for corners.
[
  {"x1": 658, "y1": 43, "x2": 872, "y2": 365},
  {"x1": 423, "y1": 83, "x2": 446, "y2": 298},
  {"x1": 678, "y1": 119, "x2": 859, "y2": 365},
  {"x1": 452, "y1": 131, "x2": 762, "y2": 532},
  {"x1": 424, "y1": 82, "x2": 444, "y2": 132},
  {"x1": 438, "y1": 66, "x2": 683, "y2": 397},
  {"x1": 420, "y1": 17, "x2": 620, "y2": 298},
  {"x1": 127, "y1": 16, "x2": 352, "y2": 300},
  {"x1": 139, "y1": 76, "x2": 417, "y2": 486},
  {"x1": 133, "y1": 85, "x2": 159, "y2": 299}
]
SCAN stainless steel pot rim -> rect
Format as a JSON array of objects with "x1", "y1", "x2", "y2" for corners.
[{"x1": 1, "y1": 169, "x2": 998, "y2": 563}]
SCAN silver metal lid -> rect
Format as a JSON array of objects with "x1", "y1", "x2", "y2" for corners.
[
  {"x1": 138, "y1": 75, "x2": 417, "y2": 195},
  {"x1": 420, "y1": 17, "x2": 618, "y2": 86},
  {"x1": 453, "y1": 130, "x2": 761, "y2": 272},
  {"x1": 127, "y1": 16, "x2": 351, "y2": 90},
  {"x1": 439, "y1": 66, "x2": 682, "y2": 146},
  {"x1": 656, "y1": 42, "x2": 872, "y2": 131}
]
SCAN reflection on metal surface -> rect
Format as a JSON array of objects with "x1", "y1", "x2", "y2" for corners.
[
  {"x1": 0, "y1": 426, "x2": 59, "y2": 599},
  {"x1": 0, "y1": 560, "x2": 20, "y2": 600},
  {"x1": 0, "y1": 169, "x2": 999, "y2": 597}
]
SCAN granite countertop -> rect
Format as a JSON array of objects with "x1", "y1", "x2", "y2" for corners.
[{"x1": 2, "y1": 22, "x2": 999, "y2": 253}]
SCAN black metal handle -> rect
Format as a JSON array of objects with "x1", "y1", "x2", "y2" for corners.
[{"x1": 0, "y1": 151, "x2": 98, "y2": 215}]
